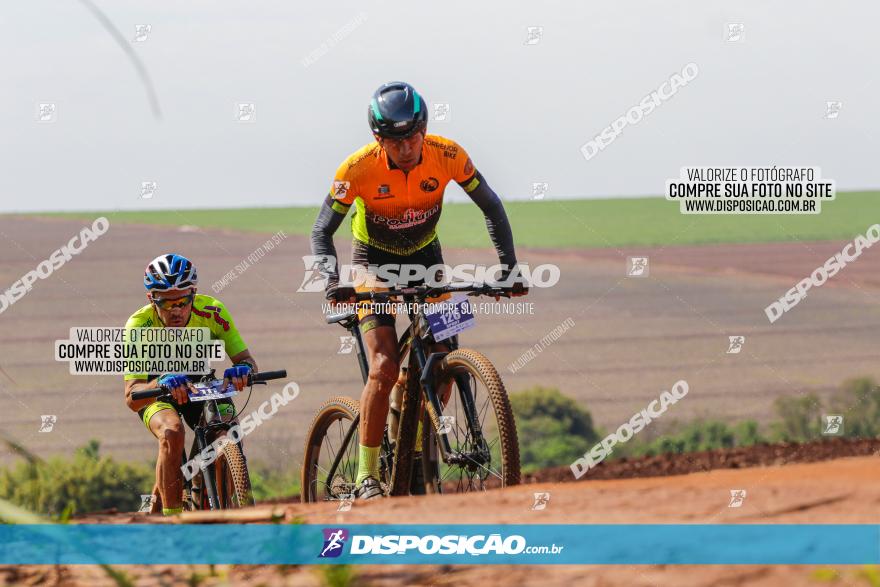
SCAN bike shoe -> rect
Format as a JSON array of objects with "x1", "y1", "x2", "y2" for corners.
[{"x1": 355, "y1": 477, "x2": 384, "y2": 500}]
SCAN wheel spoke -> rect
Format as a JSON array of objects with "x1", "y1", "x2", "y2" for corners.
[
  {"x1": 305, "y1": 405, "x2": 360, "y2": 502},
  {"x1": 425, "y1": 357, "x2": 514, "y2": 494}
]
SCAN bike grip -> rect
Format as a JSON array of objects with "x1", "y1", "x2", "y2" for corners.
[
  {"x1": 325, "y1": 311, "x2": 352, "y2": 324},
  {"x1": 130, "y1": 387, "x2": 165, "y2": 401},
  {"x1": 251, "y1": 370, "x2": 287, "y2": 383}
]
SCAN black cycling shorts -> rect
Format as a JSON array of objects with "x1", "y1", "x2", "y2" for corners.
[{"x1": 351, "y1": 238, "x2": 444, "y2": 333}]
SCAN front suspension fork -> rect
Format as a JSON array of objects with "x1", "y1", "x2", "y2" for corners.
[{"x1": 194, "y1": 427, "x2": 220, "y2": 510}]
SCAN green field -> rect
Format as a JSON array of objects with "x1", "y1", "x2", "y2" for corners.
[{"x1": 34, "y1": 191, "x2": 876, "y2": 249}]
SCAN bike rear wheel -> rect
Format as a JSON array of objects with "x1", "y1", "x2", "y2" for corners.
[{"x1": 422, "y1": 348, "x2": 520, "y2": 493}]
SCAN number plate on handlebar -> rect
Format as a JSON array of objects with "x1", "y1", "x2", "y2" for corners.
[
  {"x1": 424, "y1": 295, "x2": 475, "y2": 342},
  {"x1": 187, "y1": 380, "x2": 239, "y2": 402}
]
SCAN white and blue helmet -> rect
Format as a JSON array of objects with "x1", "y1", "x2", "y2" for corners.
[{"x1": 144, "y1": 253, "x2": 198, "y2": 292}]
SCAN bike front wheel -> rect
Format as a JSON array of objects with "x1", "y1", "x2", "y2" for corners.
[
  {"x1": 210, "y1": 439, "x2": 254, "y2": 509},
  {"x1": 301, "y1": 396, "x2": 368, "y2": 503},
  {"x1": 422, "y1": 348, "x2": 520, "y2": 493}
]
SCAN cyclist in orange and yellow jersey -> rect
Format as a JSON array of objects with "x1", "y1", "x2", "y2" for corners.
[{"x1": 310, "y1": 81, "x2": 526, "y2": 499}]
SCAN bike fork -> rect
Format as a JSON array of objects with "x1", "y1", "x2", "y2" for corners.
[
  {"x1": 421, "y1": 363, "x2": 487, "y2": 465},
  {"x1": 195, "y1": 427, "x2": 221, "y2": 510},
  {"x1": 418, "y1": 350, "x2": 454, "y2": 457},
  {"x1": 454, "y1": 372, "x2": 486, "y2": 449}
]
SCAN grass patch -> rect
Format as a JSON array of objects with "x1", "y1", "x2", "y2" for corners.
[
  {"x1": 513, "y1": 376, "x2": 880, "y2": 470},
  {"x1": 29, "y1": 191, "x2": 876, "y2": 249},
  {"x1": 0, "y1": 439, "x2": 152, "y2": 518},
  {"x1": 248, "y1": 461, "x2": 301, "y2": 502}
]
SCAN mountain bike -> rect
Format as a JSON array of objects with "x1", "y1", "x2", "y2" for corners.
[
  {"x1": 301, "y1": 283, "x2": 520, "y2": 502},
  {"x1": 132, "y1": 369, "x2": 287, "y2": 511}
]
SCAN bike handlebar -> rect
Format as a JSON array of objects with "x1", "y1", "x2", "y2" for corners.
[
  {"x1": 130, "y1": 387, "x2": 168, "y2": 401},
  {"x1": 353, "y1": 282, "x2": 518, "y2": 303},
  {"x1": 253, "y1": 370, "x2": 287, "y2": 383},
  {"x1": 130, "y1": 369, "x2": 288, "y2": 401}
]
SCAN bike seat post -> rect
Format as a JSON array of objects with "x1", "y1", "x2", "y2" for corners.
[{"x1": 350, "y1": 320, "x2": 370, "y2": 385}]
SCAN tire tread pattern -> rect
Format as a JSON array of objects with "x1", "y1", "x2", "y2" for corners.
[
  {"x1": 217, "y1": 440, "x2": 254, "y2": 508},
  {"x1": 430, "y1": 348, "x2": 521, "y2": 489}
]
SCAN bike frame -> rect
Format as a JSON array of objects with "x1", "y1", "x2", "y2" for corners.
[
  {"x1": 322, "y1": 292, "x2": 489, "y2": 497},
  {"x1": 132, "y1": 369, "x2": 286, "y2": 511},
  {"x1": 186, "y1": 399, "x2": 235, "y2": 510}
]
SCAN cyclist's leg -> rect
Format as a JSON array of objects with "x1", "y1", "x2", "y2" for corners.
[
  {"x1": 350, "y1": 241, "x2": 400, "y2": 492},
  {"x1": 356, "y1": 320, "x2": 399, "y2": 488},
  {"x1": 148, "y1": 481, "x2": 161, "y2": 514},
  {"x1": 144, "y1": 403, "x2": 186, "y2": 515}
]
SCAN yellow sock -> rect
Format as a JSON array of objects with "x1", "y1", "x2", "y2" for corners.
[
  {"x1": 414, "y1": 419, "x2": 423, "y2": 455},
  {"x1": 162, "y1": 507, "x2": 183, "y2": 516},
  {"x1": 356, "y1": 444, "x2": 380, "y2": 484}
]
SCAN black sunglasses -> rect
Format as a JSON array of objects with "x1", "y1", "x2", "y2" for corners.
[{"x1": 151, "y1": 292, "x2": 195, "y2": 311}]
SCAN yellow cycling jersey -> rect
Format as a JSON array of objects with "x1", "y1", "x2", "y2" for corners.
[
  {"x1": 123, "y1": 294, "x2": 247, "y2": 381},
  {"x1": 328, "y1": 134, "x2": 478, "y2": 256}
]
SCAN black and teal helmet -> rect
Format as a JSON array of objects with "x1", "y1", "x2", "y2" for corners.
[{"x1": 368, "y1": 81, "x2": 427, "y2": 139}]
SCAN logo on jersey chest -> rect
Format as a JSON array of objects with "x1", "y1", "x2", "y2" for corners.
[
  {"x1": 367, "y1": 204, "x2": 441, "y2": 230},
  {"x1": 419, "y1": 177, "x2": 440, "y2": 193},
  {"x1": 375, "y1": 184, "x2": 394, "y2": 200}
]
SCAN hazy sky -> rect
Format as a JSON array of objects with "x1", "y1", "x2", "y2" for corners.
[{"x1": 1, "y1": 1, "x2": 877, "y2": 212}]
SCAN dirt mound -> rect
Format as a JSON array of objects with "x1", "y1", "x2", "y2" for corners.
[{"x1": 525, "y1": 437, "x2": 880, "y2": 483}]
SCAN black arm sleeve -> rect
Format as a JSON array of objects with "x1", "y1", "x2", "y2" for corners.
[
  {"x1": 309, "y1": 197, "x2": 346, "y2": 288},
  {"x1": 461, "y1": 171, "x2": 518, "y2": 268}
]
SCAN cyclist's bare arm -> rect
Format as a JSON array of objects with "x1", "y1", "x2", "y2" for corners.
[
  {"x1": 459, "y1": 170, "x2": 518, "y2": 270},
  {"x1": 125, "y1": 377, "x2": 191, "y2": 409},
  {"x1": 125, "y1": 378, "x2": 155, "y2": 412},
  {"x1": 229, "y1": 349, "x2": 257, "y2": 372}
]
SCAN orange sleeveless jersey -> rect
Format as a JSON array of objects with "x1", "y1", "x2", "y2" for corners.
[{"x1": 327, "y1": 135, "x2": 480, "y2": 256}]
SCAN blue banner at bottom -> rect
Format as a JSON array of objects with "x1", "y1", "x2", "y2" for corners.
[{"x1": 1, "y1": 524, "x2": 878, "y2": 565}]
